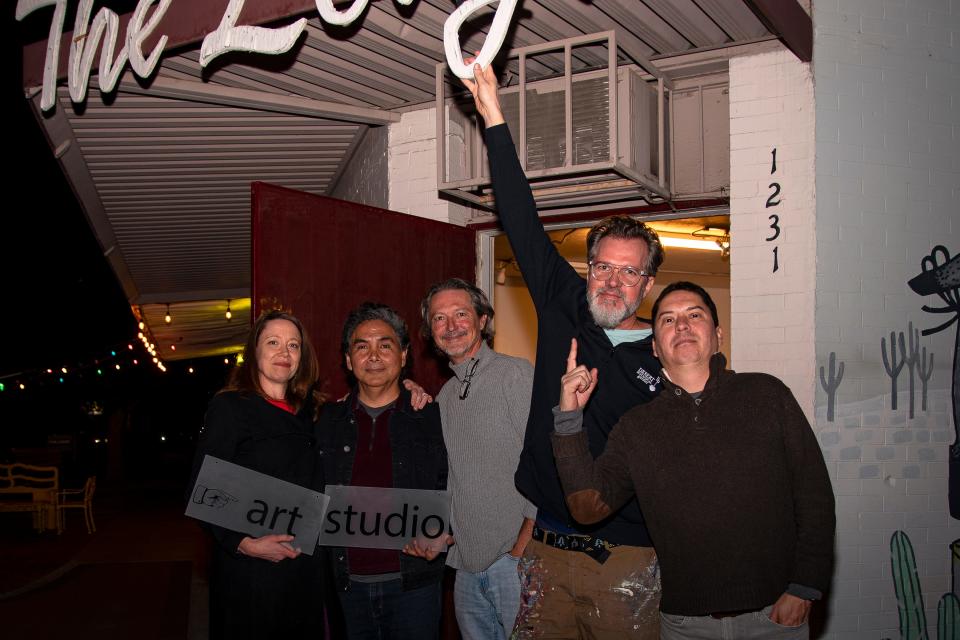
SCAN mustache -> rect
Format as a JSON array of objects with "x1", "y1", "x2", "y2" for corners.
[
  {"x1": 442, "y1": 329, "x2": 469, "y2": 339},
  {"x1": 592, "y1": 287, "x2": 625, "y2": 302}
]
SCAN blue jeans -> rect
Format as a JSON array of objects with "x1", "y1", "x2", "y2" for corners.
[
  {"x1": 454, "y1": 553, "x2": 522, "y2": 640},
  {"x1": 338, "y1": 578, "x2": 441, "y2": 640}
]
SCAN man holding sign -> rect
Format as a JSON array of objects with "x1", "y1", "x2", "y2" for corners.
[{"x1": 317, "y1": 302, "x2": 449, "y2": 640}]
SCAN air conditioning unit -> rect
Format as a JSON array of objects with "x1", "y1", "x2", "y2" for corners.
[{"x1": 437, "y1": 32, "x2": 670, "y2": 211}]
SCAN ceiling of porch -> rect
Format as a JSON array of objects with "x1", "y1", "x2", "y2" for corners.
[{"x1": 20, "y1": 0, "x2": 810, "y2": 360}]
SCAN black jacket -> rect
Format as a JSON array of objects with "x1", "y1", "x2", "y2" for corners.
[
  {"x1": 189, "y1": 391, "x2": 327, "y2": 640},
  {"x1": 486, "y1": 123, "x2": 661, "y2": 546},
  {"x1": 316, "y1": 388, "x2": 449, "y2": 591}
]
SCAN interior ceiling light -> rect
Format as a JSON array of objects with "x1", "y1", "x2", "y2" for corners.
[{"x1": 658, "y1": 236, "x2": 724, "y2": 251}]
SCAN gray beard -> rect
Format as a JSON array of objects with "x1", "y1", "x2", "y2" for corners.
[{"x1": 588, "y1": 289, "x2": 641, "y2": 329}]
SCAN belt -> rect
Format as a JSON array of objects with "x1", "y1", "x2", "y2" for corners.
[
  {"x1": 709, "y1": 607, "x2": 762, "y2": 619},
  {"x1": 532, "y1": 525, "x2": 618, "y2": 564}
]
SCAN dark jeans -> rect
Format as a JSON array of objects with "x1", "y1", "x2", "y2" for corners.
[{"x1": 338, "y1": 577, "x2": 441, "y2": 640}]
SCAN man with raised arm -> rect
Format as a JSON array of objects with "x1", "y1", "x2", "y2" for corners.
[
  {"x1": 462, "y1": 63, "x2": 664, "y2": 638},
  {"x1": 553, "y1": 282, "x2": 835, "y2": 638}
]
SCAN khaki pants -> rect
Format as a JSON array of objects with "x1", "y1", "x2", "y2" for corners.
[
  {"x1": 660, "y1": 607, "x2": 808, "y2": 640},
  {"x1": 512, "y1": 539, "x2": 660, "y2": 639}
]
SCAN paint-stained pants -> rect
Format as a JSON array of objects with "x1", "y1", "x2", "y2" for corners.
[{"x1": 511, "y1": 539, "x2": 660, "y2": 639}]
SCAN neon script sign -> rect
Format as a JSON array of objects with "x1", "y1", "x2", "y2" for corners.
[{"x1": 17, "y1": 0, "x2": 519, "y2": 112}]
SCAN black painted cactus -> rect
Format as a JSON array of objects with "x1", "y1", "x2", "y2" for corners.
[
  {"x1": 883, "y1": 331, "x2": 907, "y2": 411},
  {"x1": 819, "y1": 351, "x2": 844, "y2": 423}
]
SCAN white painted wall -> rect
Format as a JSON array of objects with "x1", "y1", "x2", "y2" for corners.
[
  {"x1": 814, "y1": 0, "x2": 960, "y2": 637},
  {"x1": 728, "y1": 49, "x2": 818, "y2": 418},
  {"x1": 387, "y1": 108, "x2": 473, "y2": 225},
  {"x1": 329, "y1": 126, "x2": 389, "y2": 209}
]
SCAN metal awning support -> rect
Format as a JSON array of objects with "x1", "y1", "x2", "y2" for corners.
[{"x1": 743, "y1": 0, "x2": 812, "y2": 62}]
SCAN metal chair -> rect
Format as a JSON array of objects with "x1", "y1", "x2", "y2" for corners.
[{"x1": 57, "y1": 476, "x2": 96, "y2": 534}]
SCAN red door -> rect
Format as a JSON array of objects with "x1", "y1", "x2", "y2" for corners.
[{"x1": 251, "y1": 181, "x2": 477, "y2": 399}]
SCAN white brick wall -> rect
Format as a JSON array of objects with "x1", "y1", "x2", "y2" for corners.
[
  {"x1": 387, "y1": 108, "x2": 473, "y2": 225},
  {"x1": 729, "y1": 49, "x2": 817, "y2": 417},
  {"x1": 813, "y1": 0, "x2": 960, "y2": 637},
  {"x1": 330, "y1": 125, "x2": 388, "y2": 209}
]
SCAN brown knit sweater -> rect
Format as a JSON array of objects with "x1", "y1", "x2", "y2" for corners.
[{"x1": 552, "y1": 354, "x2": 835, "y2": 615}]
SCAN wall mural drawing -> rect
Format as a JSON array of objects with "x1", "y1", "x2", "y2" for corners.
[
  {"x1": 818, "y1": 351, "x2": 843, "y2": 422},
  {"x1": 920, "y1": 347, "x2": 935, "y2": 412},
  {"x1": 906, "y1": 323, "x2": 920, "y2": 419},
  {"x1": 908, "y1": 246, "x2": 960, "y2": 518},
  {"x1": 883, "y1": 330, "x2": 908, "y2": 411},
  {"x1": 890, "y1": 531, "x2": 960, "y2": 640}
]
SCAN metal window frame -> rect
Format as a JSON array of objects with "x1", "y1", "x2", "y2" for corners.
[{"x1": 436, "y1": 32, "x2": 670, "y2": 211}]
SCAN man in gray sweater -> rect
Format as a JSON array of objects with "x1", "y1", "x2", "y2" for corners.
[{"x1": 410, "y1": 277, "x2": 536, "y2": 640}]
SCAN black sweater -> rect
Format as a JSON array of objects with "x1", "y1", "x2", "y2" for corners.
[
  {"x1": 553, "y1": 355, "x2": 836, "y2": 615},
  {"x1": 486, "y1": 123, "x2": 661, "y2": 545}
]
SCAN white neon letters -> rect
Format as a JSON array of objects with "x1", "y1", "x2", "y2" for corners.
[
  {"x1": 67, "y1": 0, "x2": 125, "y2": 102},
  {"x1": 314, "y1": 0, "x2": 368, "y2": 27},
  {"x1": 16, "y1": 0, "x2": 66, "y2": 111},
  {"x1": 19, "y1": 0, "x2": 520, "y2": 112},
  {"x1": 128, "y1": 0, "x2": 172, "y2": 77},
  {"x1": 199, "y1": 0, "x2": 307, "y2": 68},
  {"x1": 19, "y1": 0, "x2": 170, "y2": 111},
  {"x1": 443, "y1": 0, "x2": 518, "y2": 80}
]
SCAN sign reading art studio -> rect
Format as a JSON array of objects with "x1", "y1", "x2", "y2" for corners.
[
  {"x1": 318, "y1": 485, "x2": 451, "y2": 552},
  {"x1": 17, "y1": 0, "x2": 519, "y2": 112},
  {"x1": 186, "y1": 455, "x2": 330, "y2": 555}
]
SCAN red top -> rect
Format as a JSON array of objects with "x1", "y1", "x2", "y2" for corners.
[{"x1": 266, "y1": 398, "x2": 294, "y2": 413}]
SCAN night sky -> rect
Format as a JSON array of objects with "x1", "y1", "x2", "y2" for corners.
[
  {"x1": 2, "y1": 5, "x2": 140, "y2": 379},
  {"x1": 1, "y1": 5, "x2": 226, "y2": 461}
]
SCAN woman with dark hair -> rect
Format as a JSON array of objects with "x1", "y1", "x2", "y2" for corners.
[{"x1": 190, "y1": 309, "x2": 328, "y2": 639}]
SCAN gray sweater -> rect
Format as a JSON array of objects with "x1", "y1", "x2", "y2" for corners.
[{"x1": 439, "y1": 342, "x2": 537, "y2": 572}]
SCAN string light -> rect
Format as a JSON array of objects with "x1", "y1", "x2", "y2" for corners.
[
  {"x1": 1, "y1": 336, "x2": 234, "y2": 390},
  {"x1": 225, "y1": 299, "x2": 232, "y2": 321},
  {"x1": 165, "y1": 304, "x2": 172, "y2": 324}
]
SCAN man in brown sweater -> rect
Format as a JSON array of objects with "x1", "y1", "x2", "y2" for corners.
[{"x1": 552, "y1": 281, "x2": 835, "y2": 638}]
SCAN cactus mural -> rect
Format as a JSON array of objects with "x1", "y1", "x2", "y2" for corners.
[
  {"x1": 818, "y1": 351, "x2": 844, "y2": 422},
  {"x1": 909, "y1": 245, "x2": 960, "y2": 519},
  {"x1": 937, "y1": 594, "x2": 959, "y2": 640},
  {"x1": 891, "y1": 530, "x2": 960, "y2": 640},
  {"x1": 883, "y1": 330, "x2": 908, "y2": 411},
  {"x1": 919, "y1": 347, "x2": 935, "y2": 413},
  {"x1": 892, "y1": 530, "x2": 928, "y2": 639},
  {"x1": 907, "y1": 322, "x2": 920, "y2": 419}
]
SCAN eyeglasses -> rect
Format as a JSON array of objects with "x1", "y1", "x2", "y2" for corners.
[
  {"x1": 459, "y1": 359, "x2": 480, "y2": 400},
  {"x1": 588, "y1": 261, "x2": 649, "y2": 287}
]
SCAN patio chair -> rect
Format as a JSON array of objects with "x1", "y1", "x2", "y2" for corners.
[{"x1": 58, "y1": 476, "x2": 96, "y2": 534}]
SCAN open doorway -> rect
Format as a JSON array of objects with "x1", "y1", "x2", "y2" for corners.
[{"x1": 489, "y1": 214, "x2": 731, "y2": 365}]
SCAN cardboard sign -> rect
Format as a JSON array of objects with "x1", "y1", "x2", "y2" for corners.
[
  {"x1": 318, "y1": 485, "x2": 451, "y2": 552},
  {"x1": 186, "y1": 455, "x2": 329, "y2": 555}
]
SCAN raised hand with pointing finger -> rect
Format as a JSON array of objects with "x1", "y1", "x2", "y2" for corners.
[{"x1": 559, "y1": 338, "x2": 598, "y2": 412}]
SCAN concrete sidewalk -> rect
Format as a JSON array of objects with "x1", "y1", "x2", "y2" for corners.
[{"x1": 0, "y1": 481, "x2": 209, "y2": 639}]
